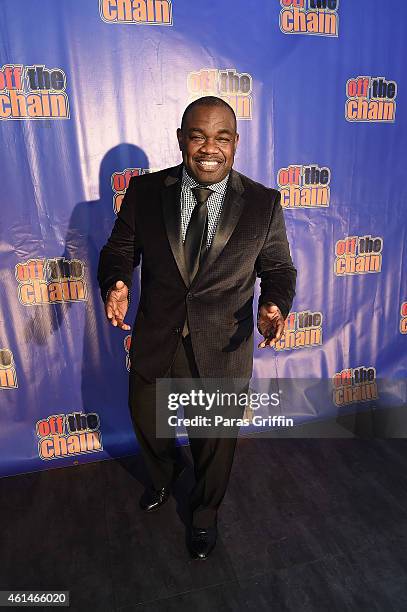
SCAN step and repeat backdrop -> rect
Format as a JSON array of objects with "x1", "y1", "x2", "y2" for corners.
[{"x1": 1, "y1": 1, "x2": 406, "y2": 477}]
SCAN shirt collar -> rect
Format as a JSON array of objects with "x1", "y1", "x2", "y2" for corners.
[{"x1": 182, "y1": 166, "x2": 229, "y2": 196}]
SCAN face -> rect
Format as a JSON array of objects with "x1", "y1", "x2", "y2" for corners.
[{"x1": 177, "y1": 104, "x2": 239, "y2": 185}]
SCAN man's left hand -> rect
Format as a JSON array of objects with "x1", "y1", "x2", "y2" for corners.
[{"x1": 257, "y1": 303, "x2": 285, "y2": 349}]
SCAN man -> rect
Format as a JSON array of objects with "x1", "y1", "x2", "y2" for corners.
[{"x1": 97, "y1": 96, "x2": 296, "y2": 560}]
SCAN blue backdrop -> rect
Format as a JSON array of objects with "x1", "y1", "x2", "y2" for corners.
[{"x1": 1, "y1": 0, "x2": 406, "y2": 477}]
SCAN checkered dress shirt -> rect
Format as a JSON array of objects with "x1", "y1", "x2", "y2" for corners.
[{"x1": 180, "y1": 167, "x2": 229, "y2": 248}]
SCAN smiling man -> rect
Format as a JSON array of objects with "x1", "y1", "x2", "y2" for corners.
[
  {"x1": 177, "y1": 100, "x2": 238, "y2": 184},
  {"x1": 98, "y1": 96, "x2": 296, "y2": 560}
]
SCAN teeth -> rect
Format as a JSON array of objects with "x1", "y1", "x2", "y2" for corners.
[{"x1": 198, "y1": 161, "x2": 219, "y2": 167}]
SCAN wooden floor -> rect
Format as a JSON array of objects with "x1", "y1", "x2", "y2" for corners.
[{"x1": 2, "y1": 435, "x2": 407, "y2": 611}]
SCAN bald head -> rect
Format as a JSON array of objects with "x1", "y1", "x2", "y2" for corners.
[{"x1": 180, "y1": 96, "x2": 237, "y2": 132}]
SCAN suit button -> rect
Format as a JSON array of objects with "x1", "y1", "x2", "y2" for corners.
[
  {"x1": 187, "y1": 292, "x2": 193, "y2": 300},
  {"x1": 173, "y1": 328, "x2": 181, "y2": 334}
]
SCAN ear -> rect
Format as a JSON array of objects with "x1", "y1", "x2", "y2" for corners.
[
  {"x1": 233, "y1": 132, "x2": 239, "y2": 153},
  {"x1": 176, "y1": 128, "x2": 183, "y2": 151}
]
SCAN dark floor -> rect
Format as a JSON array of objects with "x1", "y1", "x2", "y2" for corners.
[{"x1": 2, "y1": 435, "x2": 407, "y2": 611}]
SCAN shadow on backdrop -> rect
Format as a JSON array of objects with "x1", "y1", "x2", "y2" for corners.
[{"x1": 62, "y1": 144, "x2": 148, "y2": 457}]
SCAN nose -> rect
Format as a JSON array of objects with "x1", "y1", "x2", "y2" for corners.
[{"x1": 199, "y1": 138, "x2": 219, "y2": 155}]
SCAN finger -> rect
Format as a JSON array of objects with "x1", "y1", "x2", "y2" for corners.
[
  {"x1": 106, "y1": 304, "x2": 114, "y2": 320},
  {"x1": 265, "y1": 331, "x2": 277, "y2": 347},
  {"x1": 262, "y1": 322, "x2": 275, "y2": 337},
  {"x1": 107, "y1": 305, "x2": 118, "y2": 326},
  {"x1": 274, "y1": 321, "x2": 285, "y2": 342},
  {"x1": 115, "y1": 314, "x2": 130, "y2": 331},
  {"x1": 113, "y1": 304, "x2": 130, "y2": 330},
  {"x1": 117, "y1": 321, "x2": 131, "y2": 331},
  {"x1": 258, "y1": 336, "x2": 272, "y2": 349},
  {"x1": 258, "y1": 334, "x2": 270, "y2": 348},
  {"x1": 115, "y1": 280, "x2": 125, "y2": 290}
]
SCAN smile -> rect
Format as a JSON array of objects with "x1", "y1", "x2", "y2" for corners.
[{"x1": 195, "y1": 160, "x2": 222, "y2": 170}]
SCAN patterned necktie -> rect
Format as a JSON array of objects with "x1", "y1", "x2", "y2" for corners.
[{"x1": 184, "y1": 187, "x2": 213, "y2": 283}]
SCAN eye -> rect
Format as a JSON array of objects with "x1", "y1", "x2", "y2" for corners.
[
  {"x1": 191, "y1": 135, "x2": 204, "y2": 141},
  {"x1": 217, "y1": 138, "x2": 230, "y2": 143}
]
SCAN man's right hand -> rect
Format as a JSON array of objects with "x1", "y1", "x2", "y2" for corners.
[{"x1": 105, "y1": 280, "x2": 131, "y2": 330}]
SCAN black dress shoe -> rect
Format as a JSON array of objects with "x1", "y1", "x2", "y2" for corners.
[
  {"x1": 188, "y1": 526, "x2": 217, "y2": 560},
  {"x1": 139, "y1": 463, "x2": 187, "y2": 512},
  {"x1": 139, "y1": 486, "x2": 170, "y2": 512}
]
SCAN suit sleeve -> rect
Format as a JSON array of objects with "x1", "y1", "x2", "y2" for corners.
[
  {"x1": 97, "y1": 177, "x2": 142, "y2": 302},
  {"x1": 255, "y1": 190, "x2": 297, "y2": 320}
]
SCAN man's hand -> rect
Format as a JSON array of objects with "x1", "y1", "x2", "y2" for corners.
[
  {"x1": 105, "y1": 280, "x2": 131, "y2": 330},
  {"x1": 257, "y1": 303, "x2": 284, "y2": 349}
]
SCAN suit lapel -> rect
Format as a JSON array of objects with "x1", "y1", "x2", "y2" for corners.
[
  {"x1": 161, "y1": 165, "x2": 245, "y2": 288},
  {"x1": 161, "y1": 165, "x2": 190, "y2": 288}
]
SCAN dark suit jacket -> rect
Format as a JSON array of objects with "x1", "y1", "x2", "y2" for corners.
[{"x1": 97, "y1": 163, "x2": 296, "y2": 382}]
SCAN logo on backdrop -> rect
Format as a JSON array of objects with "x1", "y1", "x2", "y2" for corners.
[
  {"x1": 0, "y1": 64, "x2": 70, "y2": 120},
  {"x1": 333, "y1": 366, "x2": 378, "y2": 407},
  {"x1": 36, "y1": 412, "x2": 103, "y2": 460},
  {"x1": 273, "y1": 310, "x2": 323, "y2": 351},
  {"x1": 345, "y1": 76, "x2": 397, "y2": 122},
  {"x1": 99, "y1": 0, "x2": 173, "y2": 25},
  {"x1": 15, "y1": 258, "x2": 88, "y2": 305},
  {"x1": 334, "y1": 235, "x2": 383, "y2": 276},
  {"x1": 0, "y1": 349, "x2": 18, "y2": 390},
  {"x1": 187, "y1": 68, "x2": 253, "y2": 120},
  {"x1": 400, "y1": 302, "x2": 407, "y2": 335},
  {"x1": 279, "y1": 0, "x2": 339, "y2": 37},
  {"x1": 111, "y1": 167, "x2": 159, "y2": 214},
  {"x1": 277, "y1": 164, "x2": 331, "y2": 208},
  {"x1": 124, "y1": 335, "x2": 131, "y2": 371}
]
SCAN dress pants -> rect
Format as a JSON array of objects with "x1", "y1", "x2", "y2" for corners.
[{"x1": 128, "y1": 334, "x2": 244, "y2": 529}]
